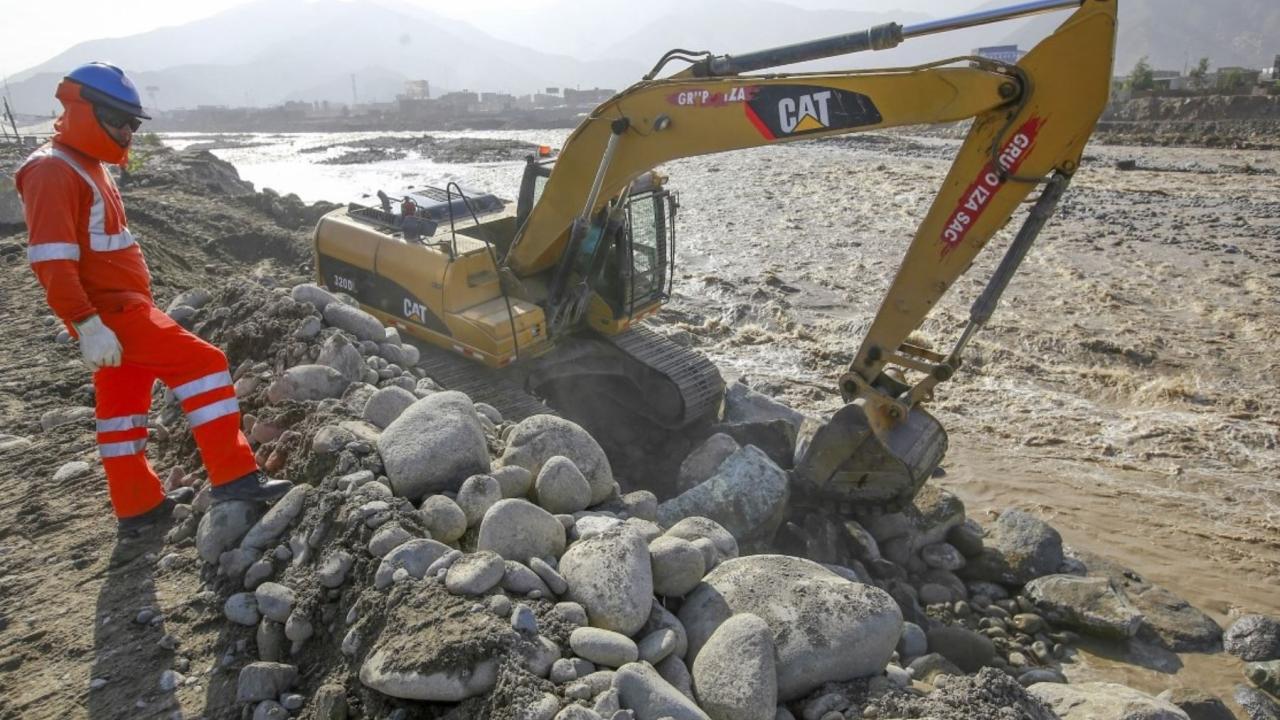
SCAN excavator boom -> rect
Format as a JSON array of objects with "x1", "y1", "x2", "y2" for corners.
[{"x1": 507, "y1": 0, "x2": 1116, "y2": 507}]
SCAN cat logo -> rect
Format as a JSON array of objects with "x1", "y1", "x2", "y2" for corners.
[
  {"x1": 403, "y1": 298, "x2": 431, "y2": 324},
  {"x1": 746, "y1": 85, "x2": 883, "y2": 140},
  {"x1": 778, "y1": 91, "x2": 833, "y2": 134}
]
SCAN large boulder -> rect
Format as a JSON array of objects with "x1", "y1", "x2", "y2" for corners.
[
  {"x1": 679, "y1": 555, "x2": 901, "y2": 701},
  {"x1": 499, "y1": 415, "x2": 614, "y2": 506},
  {"x1": 378, "y1": 391, "x2": 490, "y2": 500},
  {"x1": 1030, "y1": 682, "x2": 1190, "y2": 720},
  {"x1": 968, "y1": 509, "x2": 1064, "y2": 586},
  {"x1": 1225, "y1": 615, "x2": 1280, "y2": 662},
  {"x1": 657, "y1": 446, "x2": 789, "y2": 546},
  {"x1": 559, "y1": 527, "x2": 653, "y2": 636},
  {"x1": 1025, "y1": 575, "x2": 1143, "y2": 640},
  {"x1": 476, "y1": 499, "x2": 566, "y2": 563},
  {"x1": 266, "y1": 365, "x2": 350, "y2": 403},
  {"x1": 692, "y1": 613, "x2": 776, "y2": 720},
  {"x1": 1073, "y1": 550, "x2": 1222, "y2": 652}
]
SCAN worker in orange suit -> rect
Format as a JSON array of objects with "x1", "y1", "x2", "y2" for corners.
[{"x1": 14, "y1": 62, "x2": 292, "y2": 532}]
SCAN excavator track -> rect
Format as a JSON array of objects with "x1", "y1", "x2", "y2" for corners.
[
  {"x1": 603, "y1": 325, "x2": 724, "y2": 427},
  {"x1": 409, "y1": 340, "x2": 555, "y2": 423},
  {"x1": 523, "y1": 324, "x2": 724, "y2": 429}
]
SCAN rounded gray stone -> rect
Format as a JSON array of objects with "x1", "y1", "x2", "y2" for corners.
[
  {"x1": 368, "y1": 523, "x2": 414, "y2": 558},
  {"x1": 679, "y1": 555, "x2": 901, "y2": 702},
  {"x1": 531, "y1": 556, "x2": 570, "y2": 595},
  {"x1": 477, "y1": 499, "x2": 567, "y2": 563},
  {"x1": 457, "y1": 474, "x2": 503, "y2": 527},
  {"x1": 614, "y1": 662, "x2": 710, "y2": 720},
  {"x1": 445, "y1": 551, "x2": 506, "y2": 595},
  {"x1": 570, "y1": 627, "x2": 639, "y2": 668},
  {"x1": 224, "y1": 593, "x2": 260, "y2": 626},
  {"x1": 493, "y1": 465, "x2": 534, "y2": 499},
  {"x1": 692, "y1": 613, "x2": 777, "y2": 720},
  {"x1": 637, "y1": 628, "x2": 678, "y2": 665},
  {"x1": 323, "y1": 301, "x2": 385, "y2": 342},
  {"x1": 375, "y1": 538, "x2": 453, "y2": 589},
  {"x1": 1225, "y1": 614, "x2": 1280, "y2": 661},
  {"x1": 363, "y1": 386, "x2": 417, "y2": 429},
  {"x1": 559, "y1": 527, "x2": 653, "y2": 636},
  {"x1": 266, "y1": 364, "x2": 350, "y2": 403},
  {"x1": 503, "y1": 560, "x2": 553, "y2": 597},
  {"x1": 198, "y1": 501, "x2": 264, "y2": 564},
  {"x1": 254, "y1": 583, "x2": 295, "y2": 623},
  {"x1": 419, "y1": 494, "x2": 467, "y2": 544},
  {"x1": 649, "y1": 535, "x2": 706, "y2": 598},
  {"x1": 535, "y1": 456, "x2": 592, "y2": 514},
  {"x1": 318, "y1": 334, "x2": 365, "y2": 382},
  {"x1": 291, "y1": 283, "x2": 339, "y2": 312},
  {"x1": 378, "y1": 391, "x2": 491, "y2": 500},
  {"x1": 317, "y1": 550, "x2": 354, "y2": 588},
  {"x1": 500, "y1": 415, "x2": 615, "y2": 506},
  {"x1": 664, "y1": 517, "x2": 738, "y2": 561}
]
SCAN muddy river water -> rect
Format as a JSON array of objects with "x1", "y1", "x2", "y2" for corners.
[{"x1": 167, "y1": 129, "x2": 1279, "y2": 706}]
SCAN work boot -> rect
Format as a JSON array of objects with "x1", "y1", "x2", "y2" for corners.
[
  {"x1": 211, "y1": 471, "x2": 293, "y2": 504},
  {"x1": 116, "y1": 496, "x2": 177, "y2": 536}
]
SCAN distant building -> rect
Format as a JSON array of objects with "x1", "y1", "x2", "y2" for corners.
[
  {"x1": 563, "y1": 88, "x2": 615, "y2": 106},
  {"x1": 972, "y1": 45, "x2": 1026, "y2": 64},
  {"x1": 402, "y1": 80, "x2": 430, "y2": 100},
  {"x1": 1151, "y1": 70, "x2": 1186, "y2": 91}
]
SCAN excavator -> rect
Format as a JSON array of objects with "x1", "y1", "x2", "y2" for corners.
[{"x1": 313, "y1": 0, "x2": 1116, "y2": 509}]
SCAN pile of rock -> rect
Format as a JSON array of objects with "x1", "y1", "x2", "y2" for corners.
[{"x1": 121, "y1": 278, "x2": 1252, "y2": 719}]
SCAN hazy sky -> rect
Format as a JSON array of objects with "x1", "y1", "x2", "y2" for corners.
[{"x1": 1, "y1": 0, "x2": 982, "y2": 77}]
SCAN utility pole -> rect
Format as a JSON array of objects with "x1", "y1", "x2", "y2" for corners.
[
  {"x1": 3, "y1": 98, "x2": 20, "y2": 142},
  {"x1": 351, "y1": 74, "x2": 358, "y2": 107}
]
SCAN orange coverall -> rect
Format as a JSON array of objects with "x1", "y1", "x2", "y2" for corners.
[{"x1": 15, "y1": 81, "x2": 257, "y2": 519}]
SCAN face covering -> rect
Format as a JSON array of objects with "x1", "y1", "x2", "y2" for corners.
[{"x1": 52, "y1": 80, "x2": 130, "y2": 166}]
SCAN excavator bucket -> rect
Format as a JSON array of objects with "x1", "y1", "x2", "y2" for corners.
[{"x1": 794, "y1": 401, "x2": 948, "y2": 510}]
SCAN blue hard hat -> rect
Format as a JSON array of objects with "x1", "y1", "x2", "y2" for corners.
[{"x1": 64, "y1": 62, "x2": 151, "y2": 119}]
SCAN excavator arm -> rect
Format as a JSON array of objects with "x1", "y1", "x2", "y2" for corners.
[{"x1": 507, "y1": 0, "x2": 1116, "y2": 508}]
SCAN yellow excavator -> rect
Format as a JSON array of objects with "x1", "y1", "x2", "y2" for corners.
[{"x1": 313, "y1": 0, "x2": 1116, "y2": 508}]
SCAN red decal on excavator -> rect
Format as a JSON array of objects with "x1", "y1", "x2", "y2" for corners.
[{"x1": 940, "y1": 116, "x2": 1046, "y2": 256}]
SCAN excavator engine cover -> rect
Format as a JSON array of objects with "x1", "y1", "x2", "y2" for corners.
[{"x1": 795, "y1": 402, "x2": 948, "y2": 510}]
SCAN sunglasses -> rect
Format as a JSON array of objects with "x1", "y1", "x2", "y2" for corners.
[{"x1": 94, "y1": 105, "x2": 143, "y2": 132}]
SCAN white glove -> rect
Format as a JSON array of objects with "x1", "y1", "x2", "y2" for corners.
[{"x1": 73, "y1": 315, "x2": 123, "y2": 370}]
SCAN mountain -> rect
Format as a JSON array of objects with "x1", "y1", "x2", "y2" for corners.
[
  {"x1": 4, "y1": 0, "x2": 629, "y2": 114},
  {"x1": 5, "y1": 0, "x2": 1278, "y2": 116},
  {"x1": 1000, "y1": 0, "x2": 1280, "y2": 74}
]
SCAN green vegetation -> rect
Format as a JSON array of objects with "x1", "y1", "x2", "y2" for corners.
[
  {"x1": 125, "y1": 133, "x2": 164, "y2": 175},
  {"x1": 1188, "y1": 57, "x2": 1210, "y2": 90},
  {"x1": 1126, "y1": 56, "x2": 1155, "y2": 92}
]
